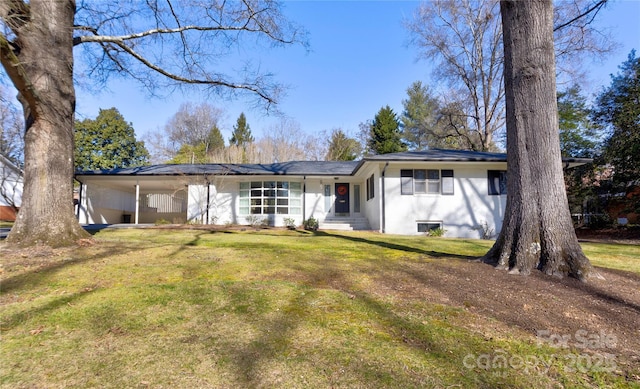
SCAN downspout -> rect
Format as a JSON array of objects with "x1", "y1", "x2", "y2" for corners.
[
  {"x1": 206, "y1": 180, "x2": 210, "y2": 224},
  {"x1": 381, "y1": 162, "x2": 389, "y2": 233},
  {"x1": 302, "y1": 176, "x2": 306, "y2": 222},
  {"x1": 76, "y1": 179, "x2": 83, "y2": 220},
  {"x1": 134, "y1": 182, "x2": 140, "y2": 225}
]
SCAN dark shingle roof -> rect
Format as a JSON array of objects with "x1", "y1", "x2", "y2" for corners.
[
  {"x1": 355, "y1": 149, "x2": 591, "y2": 171},
  {"x1": 76, "y1": 161, "x2": 360, "y2": 177},
  {"x1": 363, "y1": 149, "x2": 508, "y2": 162},
  {"x1": 76, "y1": 149, "x2": 591, "y2": 178}
]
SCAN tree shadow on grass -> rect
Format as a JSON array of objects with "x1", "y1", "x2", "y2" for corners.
[
  {"x1": 0, "y1": 289, "x2": 96, "y2": 331},
  {"x1": 0, "y1": 236, "x2": 196, "y2": 295},
  {"x1": 209, "y1": 260, "x2": 497, "y2": 388},
  {"x1": 311, "y1": 231, "x2": 479, "y2": 261}
]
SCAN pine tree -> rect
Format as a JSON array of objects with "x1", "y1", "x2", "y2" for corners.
[
  {"x1": 206, "y1": 125, "x2": 225, "y2": 153},
  {"x1": 229, "y1": 112, "x2": 254, "y2": 146},
  {"x1": 368, "y1": 106, "x2": 406, "y2": 154},
  {"x1": 592, "y1": 51, "x2": 640, "y2": 187},
  {"x1": 326, "y1": 129, "x2": 361, "y2": 161},
  {"x1": 557, "y1": 85, "x2": 599, "y2": 158},
  {"x1": 400, "y1": 81, "x2": 440, "y2": 150},
  {"x1": 592, "y1": 51, "x2": 640, "y2": 216}
]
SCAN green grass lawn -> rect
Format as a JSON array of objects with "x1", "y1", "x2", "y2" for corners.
[{"x1": 1, "y1": 228, "x2": 638, "y2": 388}]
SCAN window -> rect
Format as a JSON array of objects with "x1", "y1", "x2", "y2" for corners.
[
  {"x1": 366, "y1": 174, "x2": 375, "y2": 200},
  {"x1": 426, "y1": 170, "x2": 439, "y2": 193},
  {"x1": 417, "y1": 222, "x2": 443, "y2": 233},
  {"x1": 354, "y1": 184, "x2": 361, "y2": 213},
  {"x1": 401, "y1": 169, "x2": 454, "y2": 195},
  {"x1": 324, "y1": 184, "x2": 331, "y2": 212},
  {"x1": 240, "y1": 181, "x2": 302, "y2": 215},
  {"x1": 401, "y1": 170, "x2": 414, "y2": 195},
  {"x1": 488, "y1": 170, "x2": 507, "y2": 195},
  {"x1": 441, "y1": 170, "x2": 454, "y2": 195}
]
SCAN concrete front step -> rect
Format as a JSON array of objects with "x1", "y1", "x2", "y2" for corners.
[{"x1": 319, "y1": 218, "x2": 371, "y2": 231}]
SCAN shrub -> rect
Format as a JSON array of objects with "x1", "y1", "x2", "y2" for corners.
[
  {"x1": 303, "y1": 217, "x2": 319, "y2": 231},
  {"x1": 245, "y1": 215, "x2": 262, "y2": 227},
  {"x1": 283, "y1": 217, "x2": 296, "y2": 230},
  {"x1": 472, "y1": 221, "x2": 495, "y2": 240},
  {"x1": 154, "y1": 218, "x2": 171, "y2": 225},
  {"x1": 586, "y1": 214, "x2": 614, "y2": 230},
  {"x1": 426, "y1": 227, "x2": 446, "y2": 237}
]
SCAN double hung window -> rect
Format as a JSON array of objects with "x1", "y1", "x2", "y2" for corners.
[{"x1": 401, "y1": 169, "x2": 454, "y2": 195}]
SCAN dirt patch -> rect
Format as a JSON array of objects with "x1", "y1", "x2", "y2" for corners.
[
  {"x1": 575, "y1": 227, "x2": 640, "y2": 245},
  {"x1": 364, "y1": 258, "x2": 640, "y2": 376}
]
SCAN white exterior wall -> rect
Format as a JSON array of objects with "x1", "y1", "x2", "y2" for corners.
[
  {"x1": 381, "y1": 163, "x2": 507, "y2": 238},
  {"x1": 303, "y1": 178, "x2": 326, "y2": 222},
  {"x1": 79, "y1": 182, "x2": 135, "y2": 224},
  {"x1": 358, "y1": 164, "x2": 382, "y2": 231},
  {"x1": 78, "y1": 159, "x2": 509, "y2": 238},
  {"x1": 196, "y1": 177, "x2": 328, "y2": 228},
  {"x1": 188, "y1": 180, "x2": 237, "y2": 225},
  {"x1": 195, "y1": 176, "x2": 367, "y2": 227},
  {"x1": 187, "y1": 184, "x2": 209, "y2": 223}
]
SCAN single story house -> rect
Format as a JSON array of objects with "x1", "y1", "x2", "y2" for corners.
[
  {"x1": 0, "y1": 153, "x2": 23, "y2": 221},
  {"x1": 75, "y1": 149, "x2": 590, "y2": 238}
]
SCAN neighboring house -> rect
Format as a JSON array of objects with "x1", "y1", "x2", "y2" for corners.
[
  {"x1": 0, "y1": 154, "x2": 23, "y2": 221},
  {"x1": 75, "y1": 150, "x2": 590, "y2": 238}
]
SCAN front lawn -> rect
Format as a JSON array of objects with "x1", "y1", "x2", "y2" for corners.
[{"x1": 1, "y1": 228, "x2": 639, "y2": 388}]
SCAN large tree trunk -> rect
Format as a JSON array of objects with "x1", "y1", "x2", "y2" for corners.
[
  {"x1": 482, "y1": 0, "x2": 594, "y2": 280},
  {"x1": 5, "y1": 0, "x2": 90, "y2": 247}
]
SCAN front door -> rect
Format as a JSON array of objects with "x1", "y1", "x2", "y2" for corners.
[{"x1": 335, "y1": 183, "x2": 350, "y2": 215}]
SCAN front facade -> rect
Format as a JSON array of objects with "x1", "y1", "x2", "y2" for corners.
[{"x1": 75, "y1": 150, "x2": 588, "y2": 238}]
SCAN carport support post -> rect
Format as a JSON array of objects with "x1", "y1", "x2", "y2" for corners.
[{"x1": 135, "y1": 182, "x2": 140, "y2": 225}]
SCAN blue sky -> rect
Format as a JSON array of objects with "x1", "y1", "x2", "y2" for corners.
[{"x1": 75, "y1": 0, "x2": 640, "y2": 143}]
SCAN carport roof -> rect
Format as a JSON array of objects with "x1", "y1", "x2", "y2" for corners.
[{"x1": 76, "y1": 160, "x2": 360, "y2": 178}]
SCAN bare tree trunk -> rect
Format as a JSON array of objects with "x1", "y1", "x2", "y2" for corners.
[
  {"x1": 5, "y1": 0, "x2": 90, "y2": 246},
  {"x1": 482, "y1": 0, "x2": 594, "y2": 280}
]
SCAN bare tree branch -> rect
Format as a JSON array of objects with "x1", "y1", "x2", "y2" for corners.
[
  {"x1": 554, "y1": 0, "x2": 607, "y2": 32},
  {"x1": 69, "y1": 0, "x2": 306, "y2": 107},
  {"x1": 73, "y1": 24, "x2": 295, "y2": 46}
]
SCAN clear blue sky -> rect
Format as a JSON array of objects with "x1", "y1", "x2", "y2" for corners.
[{"x1": 75, "y1": 0, "x2": 640, "y2": 143}]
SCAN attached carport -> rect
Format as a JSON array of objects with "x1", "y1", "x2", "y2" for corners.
[{"x1": 75, "y1": 174, "x2": 189, "y2": 225}]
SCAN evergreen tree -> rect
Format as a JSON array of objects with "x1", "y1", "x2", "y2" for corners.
[
  {"x1": 557, "y1": 85, "x2": 600, "y2": 219},
  {"x1": 557, "y1": 85, "x2": 599, "y2": 158},
  {"x1": 368, "y1": 106, "x2": 406, "y2": 155},
  {"x1": 229, "y1": 112, "x2": 254, "y2": 146},
  {"x1": 74, "y1": 108, "x2": 149, "y2": 171},
  {"x1": 592, "y1": 51, "x2": 640, "y2": 186},
  {"x1": 400, "y1": 81, "x2": 441, "y2": 150},
  {"x1": 206, "y1": 125, "x2": 225, "y2": 153},
  {"x1": 592, "y1": 51, "x2": 640, "y2": 215},
  {"x1": 169, "y1": 143, "x2": 209, "y2": 164},
  {"x1": 326, "y1": 129, "x2": 361, "y2": 161}
]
